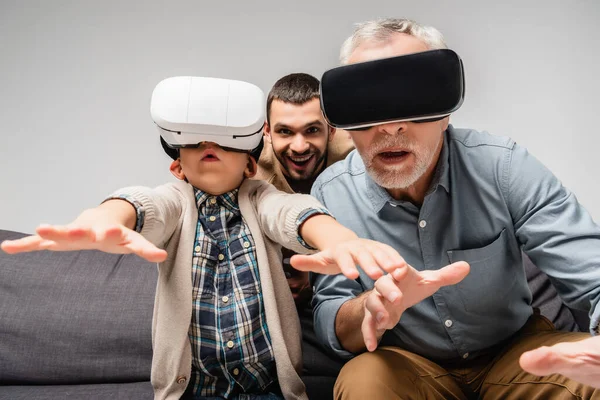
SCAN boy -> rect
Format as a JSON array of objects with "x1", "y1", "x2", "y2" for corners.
[{"x1": 1, "y1": 77, "x2": 414, "y2": 400}]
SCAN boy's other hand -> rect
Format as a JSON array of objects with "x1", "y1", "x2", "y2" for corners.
[{"x1": 1, "y1": 223, "x2": 167, "y2": 263}]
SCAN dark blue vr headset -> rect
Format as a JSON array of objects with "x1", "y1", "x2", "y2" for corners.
[{"x1": 320, "y1": 49, "x2": 465, "y2": 131}]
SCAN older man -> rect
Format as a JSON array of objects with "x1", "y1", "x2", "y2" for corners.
[{"x1": 305, "y1": 18, "x2": 600, "y2": 399}]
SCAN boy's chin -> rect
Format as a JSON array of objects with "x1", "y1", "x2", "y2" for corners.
[{"x1": 187, "y1": 176, "x2": 244, "y2": 195}]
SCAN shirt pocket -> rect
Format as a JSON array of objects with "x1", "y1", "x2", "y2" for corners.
[
  {"x1": 446, "y1": 229, "x2": 516, "y2": 313},
  {"x1": 232, "y1": 283, "x2": 262, "y2": 320},
  {"x1": 229, "y1": 234, "x2": 259, "y2": 287},
  {"x1": 192, "y1": 249, "x2": 218, "y2": 300},
  {"x1": 235, "y1": 348, "x2": 276, "y2": 391}
]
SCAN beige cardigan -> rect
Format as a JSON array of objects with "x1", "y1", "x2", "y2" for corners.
[{"x1": 115, "y1": 179, "x2": 324, "y2": 400}]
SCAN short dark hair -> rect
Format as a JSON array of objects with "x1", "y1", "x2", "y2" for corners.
[{"x1": 266, "y1": 73, "x2": 320, "y2": 124}]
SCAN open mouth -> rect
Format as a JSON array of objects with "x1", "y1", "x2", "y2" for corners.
[
  {"x1": 287, "y1": 154, "x2": 314, "y2": 168},
  {"x1": 201, "y1": 149, "x2": 220, "y2": 161},
  {"x1": 377, "y1": 150, "x2": 410, "y2": 162}
]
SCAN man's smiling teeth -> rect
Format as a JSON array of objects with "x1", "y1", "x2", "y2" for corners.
[{"x1": 289, "y1": 154, "x2": 312, "y2": 162}]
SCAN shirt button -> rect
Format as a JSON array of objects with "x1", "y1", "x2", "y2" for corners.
[
  {"x1": 243, "y1": 241, "x2": 250, "y2": 248},
  {"x1": 419, "y1": 220, "x2": 427, "y2": 228},
  {"x1": 209, "y1": 216, "x2": 216, "y2": 222},
  {"x1": 194, "y1": 245, "x2": 201, "y2": 252},
  {"x1": 218, "y1": 254, "x2": 225, "y2": 261},
  {"x1": 463, "y1": 353, "x2": 469, "y2": 359},
  {"x1": 222, "y1": 296, "x2": 229, "y2": 303},
  {"x1": 445, "y1": 319, "x2": 453, "y2": 328},
  {"x1": 233, "y1": 368, "x2": 240, "y2": 376},
  {"x1": 176, "y1": 376, "x2": 187, "y2": 384},
  {"x1": 210, "y1": 198, "x2": 217, "y2": 205},
  {"x1": 227, "y1": 340, "x2": 234, "y2": 349}
]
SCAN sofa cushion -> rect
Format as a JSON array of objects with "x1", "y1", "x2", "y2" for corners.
[
  {"x1": 0, "y1": 381, "x2": 153, "y2": 400},
  {"x1": 0, "y1": 229, "x2": 157, "y2": 385},
  {"x1": 302, "y1": 376, "x2": 336, "y2": 400}
]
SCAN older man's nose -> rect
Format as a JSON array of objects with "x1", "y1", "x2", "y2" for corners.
[{"x1": 376, "y1": 121, "x2": 408, "y2": 135}]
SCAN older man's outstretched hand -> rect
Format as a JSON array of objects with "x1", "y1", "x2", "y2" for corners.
[
  {"x1": 362, "y1": 261, "x2": 470, "y2": 352},
  {"x1": 519, "y1": 335, "x2": 600, "y2": 388}
]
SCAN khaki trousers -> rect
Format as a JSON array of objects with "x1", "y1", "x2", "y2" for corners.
[{"x1": 335, "y1": 314, "x2": 599, "y2": 400}]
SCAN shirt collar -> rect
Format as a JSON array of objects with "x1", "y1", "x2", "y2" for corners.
[
  {"x1": 434, "y1": 131, "x2": 451, "y2": 194},
  {"x1": 364, "y1": 130, "x2": 451, "y2": 213},
  {"x1": 193, "y1": 187, "x2": 240, "y2": 213}
]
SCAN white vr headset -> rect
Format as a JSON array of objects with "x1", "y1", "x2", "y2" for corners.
[{"x1": 151, "y1": 76, "x2": 265, "y2": 159}]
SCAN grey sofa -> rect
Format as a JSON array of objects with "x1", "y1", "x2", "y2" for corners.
[
  {"x1": 0, "y1": 229, "x2": 156, "y2": 399},
  {"x1": 0, "y1": 229, "x2": 590, "y2": 399}
]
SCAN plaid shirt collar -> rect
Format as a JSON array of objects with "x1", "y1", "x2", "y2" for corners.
[{"x1": 193, "y1": 187, "x2": 240, "y2": 214}]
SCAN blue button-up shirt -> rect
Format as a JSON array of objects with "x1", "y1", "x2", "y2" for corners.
[{"x1": 311, "y1": 125, "x2": 600, "y2": 362}]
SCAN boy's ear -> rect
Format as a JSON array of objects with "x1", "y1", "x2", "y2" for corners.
[
  {"x1": 244, "y1": 154, "x2": 258, "y2": 178},
  {"x1": 263, "y1": 121, "x2": 272, "y2": 143},
  {"x1": 169, "y1": 159, "x2": 186, "y2": 181}
]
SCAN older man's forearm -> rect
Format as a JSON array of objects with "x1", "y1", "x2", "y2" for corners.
[{"x1": 336, "y1": 292, "x2": 373, "y2": 353}]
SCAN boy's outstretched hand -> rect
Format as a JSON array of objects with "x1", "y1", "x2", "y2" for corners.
[
  {"x1": 290, "y1": 238, "x2": 408, "y2": 281},
  {"x1": 0, "y1": 204, "x2": 167, "y2": 263}
]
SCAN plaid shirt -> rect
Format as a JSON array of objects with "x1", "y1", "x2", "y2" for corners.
[
  {"x1": 188, "y1": 187, "x2": 276, "y2": 398},
  {"x1": 114, "y1": 187, "x2": 326, "y2": 398}
]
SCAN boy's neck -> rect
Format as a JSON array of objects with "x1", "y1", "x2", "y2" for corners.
[{"x1": 192, "y1": 182, "x2": 242, "y2": 197}]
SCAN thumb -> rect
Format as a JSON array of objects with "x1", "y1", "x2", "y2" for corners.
[
  {"x1": 519, "y1": 346, "x2": 561, "y2": 376},
  {"x1": 361, "y1": 311, "x2": 379, "y2": 352},
  {"x1": 421, "y1": 261, "x2": 470, "y2": 287},
  {"x1": 123, "y1": 230, "x2": 169, "y2": 263},
  {"x1": 136, "y1": 246, "x2": 169, "y2": 263},
  {"x1": 289, "y1": 253, "x2": 329, "y2": 272}
]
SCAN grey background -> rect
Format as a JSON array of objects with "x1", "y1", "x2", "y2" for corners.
[{"x1": 1, "y1": 0, "x2": 598, "y2": 233}]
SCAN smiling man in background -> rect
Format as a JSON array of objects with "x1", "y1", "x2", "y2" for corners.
[{"x1": 255, "y1": 72, "x2": 354, "y2": 398}]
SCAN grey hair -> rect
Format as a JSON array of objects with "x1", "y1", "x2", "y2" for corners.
[{"x1": 339, "y1": 18, "x2": 447, "y2": 64}]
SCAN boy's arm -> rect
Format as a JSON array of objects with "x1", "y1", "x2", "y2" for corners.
[
  {"x1": 0, "y1": 198, "x2": 167, "y2": 262},
  {"x1": 254, "y1": 181, "x2": 327, "y2": 253},
  {"x1": 108, "y1": 183, "x2": 186, "y2": 248},
  {"x1": 87, "y1": 198, "x2": 137, "y2": 229},
  {"x1": 0, "y1": 182, "x2": 192, "y2": 262},
  {"x1": 299, "y1": 214, "x2": 357, "y2": 248},
  {"x1": 253, "y1": 182, "x2": 405, "y2": 280}
]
